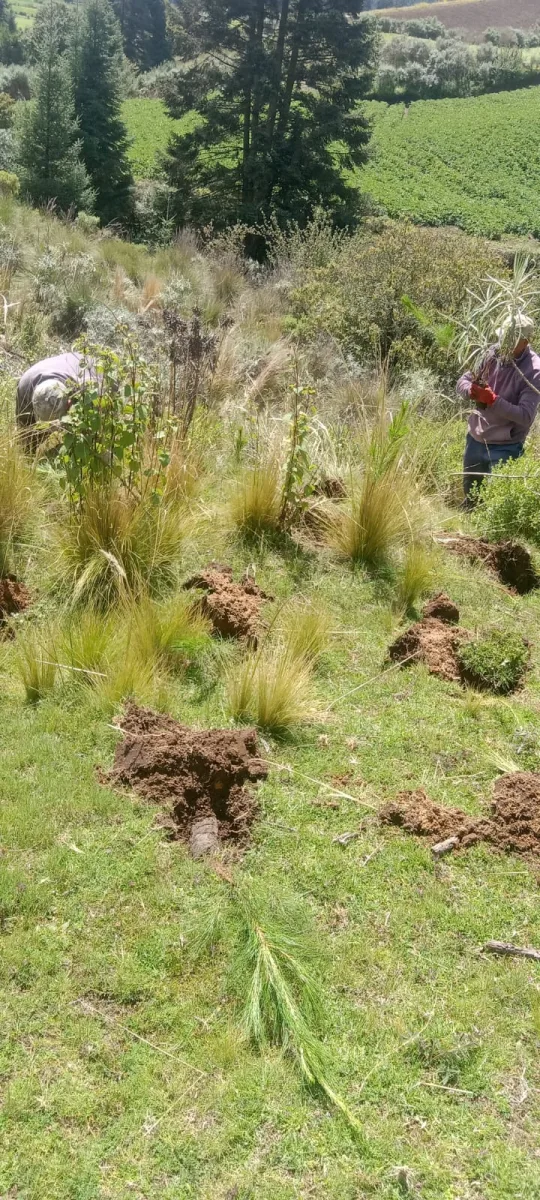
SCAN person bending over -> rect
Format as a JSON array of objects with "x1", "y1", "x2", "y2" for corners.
[
  {"x1": 16, "y1": 351, "x2": 94, "y2": 435},
  {"x1": 457, "y1": 313, "x2": 540, "y2": 505}
]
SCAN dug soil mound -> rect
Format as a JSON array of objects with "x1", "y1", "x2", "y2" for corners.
[
  {"x1": 422, "y1": 593, "x2": 459, "y2": 624},
  {"x1": 380, "y1": 771, "x2": 540, "y2": 859},
  {"x1": 105, "y1": 703, "x2": 268, "y2": 855},
  {"x1": 388, "y1": 617, "x2": 468, "y2": 683},
  {"x1": 183, "y1": 563, "x2": 272, "y2": 642},
  {"x1": 439, "y1": 536, "x2": 539, "y2": 595},
  {"x1": 0, "y1": 575, "x2": 30, "y2": 622}
]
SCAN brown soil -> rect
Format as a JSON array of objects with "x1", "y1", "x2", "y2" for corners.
[
  {"x1": 315, "y1": 477, "x2": 347, "y2": 500},
  {"x1": 105, "y1": 703, "x2": 268, "y2": 853},
  {"x1": 0, "y1": 575, "x2": 30, "y2": 622},
  {"x1": 388, "y1": 617, "x2": 468, "y2": 683},
  {"x1": 380, "y1": 771, "x2": 540, "y2": 859},
  {"x1": 440, "y1": 536, "x2": 539, "y2": 595},
  {"x1": 422, "y1": 593, "x2": 459, "y2": 624},
  {"x1": 183, "y1": 563, "x2": 272, "y2": 642}
]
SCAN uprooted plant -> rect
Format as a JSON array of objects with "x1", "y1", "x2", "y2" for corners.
[
  {"x1": 454, "y1": 255, "x2": 540, "y2": 385},
  {"x1": 190, "y1": 877, "x2": 363, "y2": 1135}
]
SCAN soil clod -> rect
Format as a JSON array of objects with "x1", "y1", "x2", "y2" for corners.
[
  {"x1": 388, "y1": 618, "x2": 467, "y2": 683},
  {"x1": 439, "y1": 536, "x2": 539, "y2": 595},
  {"x1": 380, "y1": 771, "x2": 540, "y2": 859},
  {"x1": 183, "y1": 562, "x2": 272, "y2": 642},
  {"x1": 0, "y1": 575, "x2": 30, "y2": 623},
  {"x1": 422, "y1": 593, "x2": 459, "y2": 624},
  {"x1": 105, "y1": 703, "x2": 268, "y2": 855}
]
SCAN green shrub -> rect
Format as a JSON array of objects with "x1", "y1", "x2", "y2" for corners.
[
  {"x1": 472, "y1": 451, "x2": 540, "y2": 545},
  {"x1": 288, "y1": 221, "x2": 504, "y2": 379},
  {"x1": 457, "y1": 629, "x2": 530, "y2": 694}
]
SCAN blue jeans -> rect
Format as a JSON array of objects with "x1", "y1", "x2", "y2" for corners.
[{"x1": 463, "y1": 433, "x2": 524, "y2": 502}]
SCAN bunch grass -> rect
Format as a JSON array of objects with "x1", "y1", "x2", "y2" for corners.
[
  {"x1": 226, "y1": 643, "x2": 316, "y2": 735},
  {"x1": 229, "y1": 460, "x2": 281, "y2": 535}
]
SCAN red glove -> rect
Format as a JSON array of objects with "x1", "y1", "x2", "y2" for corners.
[{"x1": 470, "y1": 382, "x2": 497, "y2": 406}]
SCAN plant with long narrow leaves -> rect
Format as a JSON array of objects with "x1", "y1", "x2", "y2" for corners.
[{"x1": 190, "y1": 880, "x2": 363, "y2": 1136}]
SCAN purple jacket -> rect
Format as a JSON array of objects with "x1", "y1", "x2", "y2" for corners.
[
  {"x1": 16, "y1": 352, "x2": 92, "y2": 428},
  {"x1": 457, "y1": 344, "x2": 540, "y2": 444}
]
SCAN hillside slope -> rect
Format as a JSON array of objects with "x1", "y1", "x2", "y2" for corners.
[{"x1": 374, "y1": 0, "x2": 540, "y2": 33}]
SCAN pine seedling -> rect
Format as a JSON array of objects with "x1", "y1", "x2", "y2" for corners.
[{"x1": 190, "y1": 880, "x2": 363, "y2": 1135}]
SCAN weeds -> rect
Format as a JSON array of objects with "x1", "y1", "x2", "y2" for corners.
[
  {"x1": 394, "y1": 543, "x2": 436, "y2": 614},
  {"x1": 55, "y1": 487, "x2": 188, "y2": 608},
  {"x1": 127, "y1": 592, "x2": 211, "y2": 672},
  {"x1": 15, "y1": 627, "x2": 57, "y2": 703},
  {"x1": 0, "y1": 431, "x2": 38, "y2": 573},
  {"x1": 457, "y1": 630, "x2": 530, "y2": 694},
  {"x1": 229, "y1": 460, "x2": 282, "y2": 536},
  {"x1": 191, "y1": 879, "x2": 362, "y2": 1134},
  {"x1": 281, "y1": 603, "x2": 331, "y2": 665},
  {"x1": 58, "y1": 608, "x2": 114, "y2": 677},
  {"x1": 226, "y1": 644, "x2": 316, "y2": 734}
]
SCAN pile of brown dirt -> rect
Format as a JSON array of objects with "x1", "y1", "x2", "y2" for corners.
[
  {"x1": 422, "y1": 593, "x2": 459, "y2": 624},
  {"x1": 388, "y1": 617, "x2": 468, "y2": 683},
  {"x1": 183, "y1": 563, "x2": 272, "y2": 642},
  {"x1": 439, "y1": 536, "x2": 539, "y2": 595},
  {"x1": 105, "y1": 703, "x2": 268, "y2": 854},
  {"x1": 380, "y1": 771, "x2": 540, "y2": 859},
  {"x1": 0, "y1": 575, "x2": 30, "y2": 622}
]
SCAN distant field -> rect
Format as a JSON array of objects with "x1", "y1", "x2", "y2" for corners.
[
  {"x1": 122, "y1": 99, "x2": 189, "y2": 180},
  {"x1": 10, "y1": 0, "x2": 39, "y2": 29},
  {"x1": 375, "y1": 0, "x2": 540, "y2": 33},
  {"x1": 359, "y1": 86, "x2": 540, "y2": 238}
]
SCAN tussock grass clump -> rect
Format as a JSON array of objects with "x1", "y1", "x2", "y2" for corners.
[
  {"x1": 281, "y1": 603, "x2": 331, "y2": 665},
  {"x1": 15, "y1": 628, "x2": 57, "y2": 704},
  {"x1": 91, "y1": 649, "x2": 165, "y2": 711},
  {"x1": 394, "y1": 543, "x2": 436, "y2": 614},
  {"x1": 323, "y1": 467, "x2": 421, "y2": 567},
  {"x1": 127, "y1": 593, "x2": 211, "y2": 673},
  {"x1": 55, "y1": 488, "x2": 189, "y2": 607},
  {"x1": 58, "y1": 608, "x2": 114, "y2": 677},
  {"x1": 192, "y1": 879, "x2": 362, "y2": 1134},
  {"x1": 229, "y1": 460, "x2": 281, "y2": 535},
  {"x1": 226, "y1": 644, "x2": 316, "y2": 735},
  {"x1": 0, "y1": 432, "x2": 38, "y2": 573},
  {"x1": 457, "y1": 629, "x2": 530, "y2": 695}
]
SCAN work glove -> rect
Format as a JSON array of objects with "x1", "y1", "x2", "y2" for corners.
[{"x1": 470, "y1": 382, "x2": 497, "y2": 406}]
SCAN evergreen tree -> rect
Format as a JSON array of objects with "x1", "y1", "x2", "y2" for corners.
[
  {"x1": 73, "y1": 0, "x2": 134, "y2": 226},
  {"x1": 17, "y1": 0, "x2": 94, "y2": 212},
  {"x1": 0, "y1": 0, "x2": 24, "y2": 64},
  {"x1": 111, "y1": 0, "x2": 168, "y2": 70},
  {"x1": 165, "y1": 0, "x2": 376, "y2": 232}
]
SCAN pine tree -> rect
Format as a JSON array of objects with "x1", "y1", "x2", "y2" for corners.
[
  {"x1": 17, "y1": 0, "x2": 94, "y2": 213},
  {"x1": 73, "y1": 0, "x2": 134, "y2": 226},
  {"x1": 165, "y1": 0, "x2": 376, "y2": 232},
  {"x1": 111, "y1": 0, "x2": 168, "y2": 70}
]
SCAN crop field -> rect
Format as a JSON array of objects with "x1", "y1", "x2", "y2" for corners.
[
  {"x1": 360, "y1": 87, "x2": 540, "y2": 238},
  {"x1": 375, "y1": 0, "x2": 540, "y2": 33},
  {"x1": 10, "y1": 0, "x2": 39, "y2": 30}
]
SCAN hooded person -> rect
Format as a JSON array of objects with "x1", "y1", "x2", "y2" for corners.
[{"x1": 457, "y1": 311, "x2": 540, "y2": 504}]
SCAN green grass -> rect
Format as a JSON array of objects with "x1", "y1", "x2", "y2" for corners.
[
  {"x1": 2, "y1": 519, "x2": 540, "y2": 1197},
  {"x1": 10, "y1": 0, "x2": 39, "y2": 29},
  {"x1": 122, "y1": 99, "x2": 196, "y2": 180},
  {"x1": 359, "y1": 88, "x2": 540, "y2": 238}
]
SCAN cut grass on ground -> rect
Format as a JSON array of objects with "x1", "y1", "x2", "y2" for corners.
[{"x1": 2, "y1": 521, "x2": 540, "y2": 1198}]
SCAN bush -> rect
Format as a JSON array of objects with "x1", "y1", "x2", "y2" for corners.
[
  {"x1": 457, "y1": 629, "x2": 530, "y2": 694},
  {"x1": 472, "y1": 452, "x2": 540, "y2": 545},
  {"x1": 288, "y1": 222, "x2": 504, "y2": 381}
]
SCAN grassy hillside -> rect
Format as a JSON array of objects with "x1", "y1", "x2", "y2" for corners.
[
  {"x1": 1, "y1": 192, "x2": 540, "y2": 1198},
  {"x1": 122, "y1": 98, "x2": 188, "y2": 180},
  {"x1": 360, "y1": 87, "x2": 540, "y2": 237},
  {"x1": 374, "y1": 0, "x2": 540, "y2": 33}
]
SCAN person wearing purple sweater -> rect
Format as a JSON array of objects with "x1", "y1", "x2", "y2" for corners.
[{"x1": 457, "y1": 313, "x2": 540, "y2": 503}]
